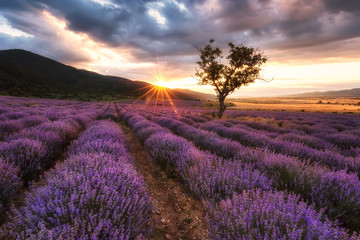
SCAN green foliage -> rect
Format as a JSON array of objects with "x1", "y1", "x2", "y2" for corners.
[
  {"x1": 7, "y1": 87, "x2": 26, "y2": 97},
  {"x1": 195, "y1": 39, "x2": 267, "y2": 118}
]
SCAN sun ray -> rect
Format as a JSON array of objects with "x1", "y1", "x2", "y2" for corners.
[
  {"x1": 160, "y1": 87, "x2": 165, "y2": 106},
  {"x1": 145, "y1": 87, "x2": 158, "y2": 104},
  {"x1": 132, "y1": 86, "x2": 157, "y2": 104},
  {"x1": 162, "y1": 87, "x2": 180, "y2": 117},
  {"x1": 150, "y1": 85, "x2": 162, "y2": 118},
  {"x1": 130, "y1": 62, "x2": 181, "y2": 116}
]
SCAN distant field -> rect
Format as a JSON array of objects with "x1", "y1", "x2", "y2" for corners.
[{"x1": 226, "y1": 97, "x2": 360, "y2": 114}]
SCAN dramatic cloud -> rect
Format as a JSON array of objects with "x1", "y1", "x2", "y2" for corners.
[{"x1": 0, "y1": 0, "x2": 359, "y2": 96}]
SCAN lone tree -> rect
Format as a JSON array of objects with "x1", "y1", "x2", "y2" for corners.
[{"x1": 195, "y1": 39, "x2": 267, "y2": 118}]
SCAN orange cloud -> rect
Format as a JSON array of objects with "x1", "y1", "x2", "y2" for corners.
[{"x1": 41, "y1": 10, "x2": 154, "y2": 78}]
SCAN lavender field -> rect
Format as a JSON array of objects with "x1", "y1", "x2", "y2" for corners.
[{"x1": 0, "y1": 96, "x2": 359, "y2": 239}]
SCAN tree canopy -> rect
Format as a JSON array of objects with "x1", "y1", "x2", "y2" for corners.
[{"x1": 195, "y1": 39, "x2": 267, "y2": 118}]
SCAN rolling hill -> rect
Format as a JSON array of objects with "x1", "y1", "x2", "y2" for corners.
[
  {"x1": 0, "y1": 49, "x2": 214, "y2": 101},
  {"x1": 287, "y1": 88, "x2": 360, "y2": 98}
]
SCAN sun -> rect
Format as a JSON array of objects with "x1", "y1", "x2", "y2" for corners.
[
  {"x1": 131, "y1": 67, "x2": 180, "y2": 116},
  {"x1": 155, "y1": 79, "x2": 170, "y2": 88}
]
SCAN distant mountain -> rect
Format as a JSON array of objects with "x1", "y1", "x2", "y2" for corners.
[
  {"x1": 170, "y1": 88, "x2": 215, "y2": 100},
  {"x1": 0, "y1": 49, "x2": 214, "y2": 101},
  {"x1": 287, "y1": 88, "x2": 360, "y2": 98}
]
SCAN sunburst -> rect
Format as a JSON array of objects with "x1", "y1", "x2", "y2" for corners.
[{"x1": 132, "y1": 66, "x2": 179, "y2": 117}]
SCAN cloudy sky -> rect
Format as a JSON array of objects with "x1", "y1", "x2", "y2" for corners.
[{"x1": 0, "y1": 0, "x2": 359, "y2": 97}]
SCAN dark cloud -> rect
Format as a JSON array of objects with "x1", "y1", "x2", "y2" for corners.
[
  {"x1": 0, "y1": 33, "x2": 90, "y2": 63},
  {"x1": 1, "y1": 0, "x2": 360, "y2": 64},
  {"x1": 0, "y1": 0, "x2": 32, "y2": 11},
  {"x1": 39, "y1": 0, "x2": 136, "y2": 45},
  {"x1": 323, "y1": 0, "x2": 360, "y2": 14}
]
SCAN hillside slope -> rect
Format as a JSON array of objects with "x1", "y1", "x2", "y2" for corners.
[
  {"x1": 288, "y1": 88, "x2": 360, "y2": 98},
  {"x1": 0, "y1": 49, "x2": 214, "y2": 101}
]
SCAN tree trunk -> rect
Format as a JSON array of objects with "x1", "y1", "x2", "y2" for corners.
[{"x1": 217, "y1": 98, "x2": 226, "y2": 118}]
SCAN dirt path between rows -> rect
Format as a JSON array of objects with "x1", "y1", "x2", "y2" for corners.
[{"x1": 119, "y1": 122, "x2": 209, "y2": 240}]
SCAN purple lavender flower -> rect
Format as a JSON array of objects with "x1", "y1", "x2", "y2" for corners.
[
  {"x1": 0, "y1": 120, "x2": 23, "y2": 139},
  {"x1": 326, "y1": 133, "x2": 360, "y2": 150},
  {"x1": 2, "y1": 112, "x2": 27, "y2": 120},
  {"x1": 67, "y1": 139, "x2": 132, "y2": 163},
  {"x1": 188, "y1": 160, "x2": 272, "y2": 201},
  {"x1": 44, "y1": 111, "x2": 63, "y2": 121},
  {"x1": 37, "y1": 120, "x2": 78, "y2": 143},
  {"x1": 6, "y1": 128, "x2": 64, "y2": 158},
  {"x1": 20, "y1": 115, "x2": 49, "y2": 128},
  {"x1": 145, "y1": 132, "x2": 195, "y2": 177},
  {"x1": 310, "y1": 170, "x2": 360, "y2": 230},
  {"x1": 0, "y1": 138, "x2": 48, "y2": 182},
  {"x1": 206, "y1": 189, "x2": 353, "y2": 239},
  {"x1": 4, "y1": 120, "x2": 153, "y2": 239},
  {"x1": 7, "y1": 158, "x2": 152, "y2": 239},
  {"x1": 0, "y1": 158, "x2": 22, "y2": 214}
]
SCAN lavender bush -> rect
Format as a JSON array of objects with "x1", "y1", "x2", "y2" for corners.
[
  {"x1": 3, "y1": 120, "x2": 153, "y2": 239},
  {"x1": 0, "y1": 158, "x2": 22, "y2": 215},
  {"x1": 145, "y1": 132, "x2": 195, "y2": 177},
  {"x1": 20, "y1": 115, "x2": 49, "y2": 128},
  {"x1": 37, "y1": 120, "x2": 79, "y2": 143},
  {"x1": 310, "y1": 170, "x2": 360, "y2": 230},
  {"x1": 326, "y1": 133, "x2": 360, "y2": 150},
  {"x1": 0, "y1": 120, "x2": 23, "y2": 140},
  {"x1": 206, "y1": 189, "x2": 355, "y2": 239},
  {"x1": 188, "y1": 159, "x2": 271, "y2": 201},
  {"x1": 67, "y1": 139, "x2": 129, "y2": 160},
  {"x1": 6, "y1": 128, "x2": 64, "y2": 159},
  {"x1": 201, "y1": 121, "x2": 359, "y2": 172},
  {"x1": 6, "y1": 153, "x2": 152, "y2": 239},
  {"x1": 0, "y1": 138, "x2": 48, "y2": 182}
]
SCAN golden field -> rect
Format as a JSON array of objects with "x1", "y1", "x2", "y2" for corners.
[{"x1": 211, "y1": 97, "x2": 360, "y2": 114}]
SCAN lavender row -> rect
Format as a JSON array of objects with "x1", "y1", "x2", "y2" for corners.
[
  {"x1": 2, "y1": 120, "x2": 153, "y2": 239},
  {"x1": 203, "y1": 118, "x2": 327, "y2": 146},
  {"x1": 140, "y1": 106, "x2": 360, "y2": 231},
  {"x1": 130, "y1": 112, "x2": 360, "y2": 231},
  {"x1": 129, "y1": 104, "x2": 359, "y2": 160},
  {"x1": 118, "y1": 108, "x2": 270, "y2": 201},
  {"x1": 99, "y1": 103, "x2": 121, "y2": 121},
  {"x1": 150, "y1": 109, "x2": 359, "y2": 172},
  {"x1": 0, "y1": 98, "x2": 105, "y2": 140},
  {"x1": 237, "y1": 121, "x2": 359, "y2": 157},
  {"x1": 0, "y1": 106, "x2": 105, "y2": 216},
  {"x1": 142, "y1": 103, "x2": 360, "y2": 148},
  {"x1": 131, "y1": 103, "x2": 360, "y2": 157},
  {"x1": 200, "y1": 121, "x2": 360, "y2": 173},
  {"x1": 206, "y1": 189, "x2": 356, "y2": 239},
  {"x1": 0, "y1": 111, "x2": 99, "y2": 181},
  {"x1": 223, "y1": 107, "x2": 360, "y2": 125},
  {"x1": 129, "y1": 102, "x2": 360, "y2": 131},
  {"x1": 0, "y1": 116, "x2": 48, "y2": 140},
  {"x1": 133, "y1": 106, "x2": 360, "y2": 171},
  {"x1": 117, "y1": 106, "x2": 356, "y2": 238},
  {"x1": 127, "y1": 104, "x2": 359, "y2": 164},
  {"x1": 221, "y1": 119, "x2": 360, "y2": 154},
  {"x1": 222, "y1": 111, "x2": 360, "y2": 151},
  {"x1": 175, "y1": 111, "x2": 360, "y2": 158}
]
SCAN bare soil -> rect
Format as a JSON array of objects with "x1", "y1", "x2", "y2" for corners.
[{"x1": 119, "y1": 122, "x2": 209, "y2": 240}]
